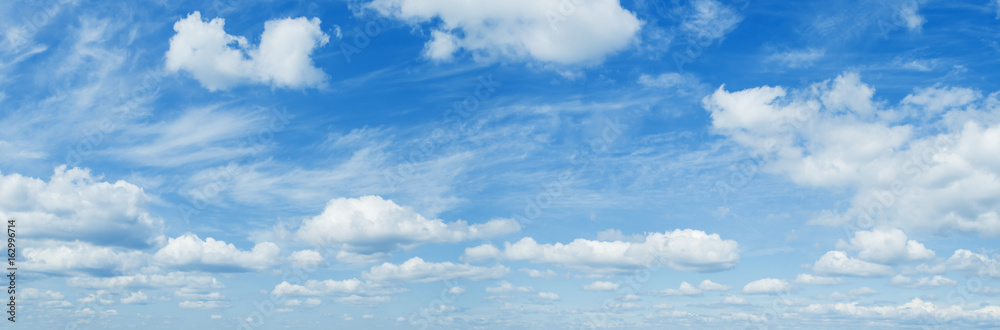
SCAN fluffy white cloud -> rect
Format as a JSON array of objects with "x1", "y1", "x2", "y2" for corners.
[
  {"x1": 67, "y1": 272, "x2": 224, "y2": 291},
  {"x1": 658, "y1": 281, "x2": 702, "y2": 296},
  {"x1": 153, "y1": 234, "x2": 280, "y2": 272},
  {"x1": 836, "y1": 228, "x2": 935, "y2": 264},
  {"x1": 23, "y1": 241, "x2": 147, "y2": 275},
  {"x1": 519, "y1": 268, "x2": 558, "y2": 279},
  {"x1": 120, "y1": 291, "x2": 150, "y2": 304},
  {"x1": 742, "y1": 278, "x2": 792, "y2": 294},
  {"x1": 486, "y1": 280, "x2": 533, "y2": 293},
  {"x1": 793, "y1": 274, "x2": 845, "y2": 285},
  {"x1": 902, "y1": 85, "x2": 980, "y2": 114},
  {"x1": 365, "y1": 0, "x2": 641, "y2": 64},
  {"x1": 698, "y1": 279, "x2": 732, "y2": 291},
  {"x1": 0, "y1": 166, "x2": 163, "y2": 248},
  {"x1": 703, "y1": 73, "x2": 1000, "y2": 236},
  {"x1": 946, "y1": 249, "x2": 1000, "y2": 277},
  {"x1": 363, "y1": 257, "x2": 508, "y2": 283},
  {"x1": 296, "y1": 196, "x2": 519, "y2": 256},
  {"x1": 165, "y1": 12, "x2": 330, "y2": 90},
  {"x1": 890, "y1": 275, "x2": 957, "y2": 288},
  {"x1": 800, "y1": 298, "x2": 1000, "y2": 322},
  {"x1": 271, "y1": 278, "x2": 396, "y2": 297},
  {"x1": 289, "y1": 250, "x2": 328, "y2": 269},
  {"x1": 812, "y1": 251, "x2": 894, "y2": 277},
  {"x1": 582, "y1": 281, "x2": 619, "y2": 291},
  {"x1": 463, "y1": 229, "x2": 739, "y2": 273}
]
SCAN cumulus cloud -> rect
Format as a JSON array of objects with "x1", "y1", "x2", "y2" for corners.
[
  {"x1": 582, "y1": 281, "x2": 619, "y2": 291},
  {"x1": 23, "y1": 241, "x2": 147, "y2": 276},
  {"x1": 742, "y1": 278, "x2": 792, "y2": 294},
  {"x1": 289, "y1": 250, "x2": 329, "y2": 269},
  {"x1": 271, "y1": 278, "x2": 397, "y2": 297},
  {"x1": 67, "y1": 272, "x2": 224, "y2": 291},
  {"x1": 703, "y1": 72, "x2": 1000, "y2": 237},
  {"x1": 152, "y1": 234, "x2": 280, "y2": 272},
  {"x1": 519, "y1": 268, "x2": 558, "y2": 279},
  {"x1": 120, "y1": 291, "x2": 150, "y2": 304},
  {"x1": 165, "y1": 12, "x2": 330, "y2": 90},
  {"x1": 698, "y1": 280, "x2": 732, "y2": 291},
  {"x1": 812, "y1": 251, "x2": 894, "y2": 277},
  {"x1": 890, "y1": 275, "x2": 957, "y2": 288},
  {"x1": 362, "y1": 257, "x2": 508, "y2": 283},
  {"x1": 657, "y1": 281, "x2": 703, "y2": 296},
  {"x1": 836, "y1": 228, "x2": 935, "y2": 264},
  {"x1": 486, "y1": 280, "x2": 533, "y2": 293},
  {"x1": 296, "y1": 196, "x2": 519, "y2": 256},
  {"x1": 0, "y1": 166, "x2": 163, "y2": 248},
  {"x1": 946, "y1": 249, "x2": 1000, "y2": 277},
  {"x1": 463, "y1": 229, "x2": 739, "y2": 273},
  {"x1": 364, "y1": 0, "x2": 641, "y2": 64}
]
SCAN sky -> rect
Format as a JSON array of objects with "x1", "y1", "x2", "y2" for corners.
[{"x1": 1, "y1": 0, "x2": 1000, "y2": 329}]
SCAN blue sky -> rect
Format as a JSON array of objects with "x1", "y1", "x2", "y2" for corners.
[{"x1": 2, "y1": 0, "x2": 1000, "y2": 328}]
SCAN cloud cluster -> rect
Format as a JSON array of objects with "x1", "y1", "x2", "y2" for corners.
[
  {"x1": 362, "y1": 257, "x2": 508, "y2": 283},
  {"x1": 152, "y1": 234, "x2": 281, "y2": 272},
  {"x1": 365, "y1": 0, "x2": 641, "y2": 64},
  {"x1": 703, "y1": 72, "x2": 1000, "y2": 237},
  {"x1": 165, "y1": 12, "x2": 330, "y2": 90},
  {"x1": 295, "y1": 196, "x2": 519, "y2": 257},
  {"x1": 464, "y1": 229, "x2": 739, "y2": 273}
]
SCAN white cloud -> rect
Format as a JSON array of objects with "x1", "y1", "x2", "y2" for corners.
[
  {"x1": 902, "y1": 85, "x2": 980, "y2": 114},
  {"x1": 365, "y1": 0, "x2": 641, "y2": 64},
  {"x1": 680, "y1": 0, "x2": 743, "y2": 43},
  {"x1": 153, "y1": 234, "x2": 280, "y2": 272},
  {"x1": 799, "y1": 298, "x2": 1000, "y2": 322},
  {"x1": 296, "y1": 196, "x2": 519, "y2": 256},
  {"x1": 766, "y1": 48, "x2": 824, "y2": 68},
  {"x1": 721, "y1": 295, "x2": 749, "y2": 305},
  {"x1": 363, "y1": 257, "x2": 508, "y2": 283},
  {"x1": 120, "y1": 291, "x2": 149, "y2": 304},
  {"x1": 890, "y1": 275, "x2": 957, "y2": 288},
  {"x1": 946, "y1": 249, "x2": 1000, "y2": 277},
  {"x1": 78, "y1": 291, "x2": 114, "y2": 305},
  {"x1": 23, "y1": 241, "x2": 147, "y2": 275},
  {"x1": 898, "y1": 1, "x2": 926, "y2": 32},
  {"x1": 271, "y1": 278, "x2": 395, "y2": 297},
  {"x1": 793, "y1": 274, "x2": 845, "y2": 285},
  {"x1": 21, "y1": 288, "x2": 64, "y2": 301},
  {"x1": 836, "y1": 228, "x2": 935, "y2": 264},
  {"x1": 658, "y1": 281, "x2": 702, "y2": 296},
  {"x1": 486, "y1": 280, "x2": 533, "y2": 293},
  {"x1": 582, "y1": 281, "x2": 619, "y2": 292},
  {"x1": 537, "y1": 292, "x2": 560, "y2": 300},
  {"x1": 812, "y1": 251, "x2": 894, "y2": 277},
  {"x1": 463, "y1": 229, "x2": 739, "y2": 273},
  {"x1": 67, "y1": 272, "x2": 224, "y2": 291},
  {"x1": 335, "y1": 295, "x2": 391, "y2": 305},
  {"x1": 165, "y1": 12, "x2": 329, "y2": 91},
  {"x1": 289, "y1": 250, "x2": 329, "y2": 269},
  {"x1": 742, "y1": 278, "x2": 792, "y2": 294},
  {"x1": 448, "y1": 287, "x2": 466, "y2": 295},
  {"x1": 698, "y1": 279, "x2": 732, "y2": 291},
  {"x1": 519, "y1": 268, "x2": 558, "y2": 279},
  {"x1": 0, "y1": 166, "x2": 163, "y2": 248},
  {"x1": 703, "y1": 73, "x2": 1000, "y2": 237}
]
